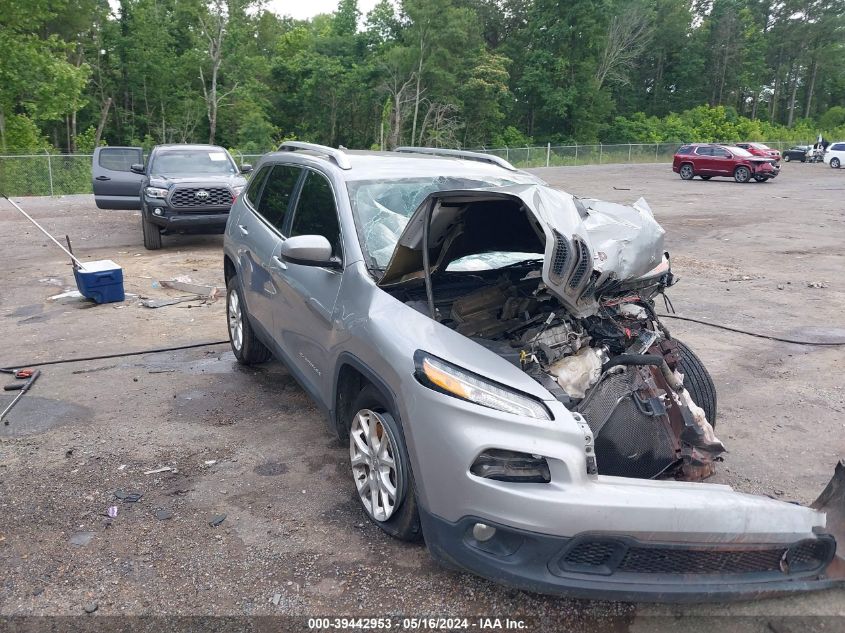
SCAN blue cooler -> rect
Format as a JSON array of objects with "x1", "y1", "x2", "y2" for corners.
[{"x1": 74, "y1": 260, "x2": 125, "y2": 304}]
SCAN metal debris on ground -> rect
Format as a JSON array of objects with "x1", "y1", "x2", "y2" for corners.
[
  {"x1": 107, "y1": 506, "x2": 118, "y2": 518},
  {"x1": 140, "y1": 296, "x2": 206, "y2": 309},
  {"x1": 159, "y1": 276, "x2": 221, "y2": 299},
  {"x1": 208, "y1": 514, "x2": 226, "y2": 527},
  {"x1": 1, "y1": 369, "x2": 41, "y2": 426},
  {"x1": 144, "y1": 466, "x2": 173, "y2": 475}
]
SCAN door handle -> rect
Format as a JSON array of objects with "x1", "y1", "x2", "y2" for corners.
[
  {"x1": 237, "y1": 224, "x2": 249, "y2": 235},
  {"x1": 271, "y1": 255, "x2": 287, "y2": 270},
  {"x1": 95, "y1": 176, "x2": 110, "y2": 181}
]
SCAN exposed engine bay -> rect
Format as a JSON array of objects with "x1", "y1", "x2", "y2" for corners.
[{"x1": 380, "y1": 185, "x2": 726, "y2": 481}]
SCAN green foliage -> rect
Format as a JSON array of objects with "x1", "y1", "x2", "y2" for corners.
[{"x1": 2, "y1": 0, "x2": 845, "y2": 154}]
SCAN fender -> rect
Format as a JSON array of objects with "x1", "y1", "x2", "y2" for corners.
[{"x1": 332, "y1": 351, "x2": 402, "y2": 437}]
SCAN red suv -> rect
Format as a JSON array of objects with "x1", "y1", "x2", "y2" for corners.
[
  {"x1": 673, "y1": 144, "x2": 779, "y2": 183},
  {"x1": 735, "y1": 142, "x2": 782, "y2": 162}
]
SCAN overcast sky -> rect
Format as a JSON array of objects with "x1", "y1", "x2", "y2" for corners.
[{"x1": 264, "y1": 0, "x2": 382, "y2": 21}]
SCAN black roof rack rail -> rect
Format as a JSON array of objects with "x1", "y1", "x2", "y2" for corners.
[
  {"x1": 278, "y1": 141, "x2": 351, "y2": 170},
  {"x1": 393, "y1": 147, "x2": 518, "y2": 171}
]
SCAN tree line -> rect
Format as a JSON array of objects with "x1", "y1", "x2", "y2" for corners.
[{"x1": 2, "y1": 0, "x2": 844, "y2": 155}]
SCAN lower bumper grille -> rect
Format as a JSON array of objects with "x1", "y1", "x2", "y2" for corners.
[{"x1": 554, "y1": 535, "x2": 835, "y2": 578}]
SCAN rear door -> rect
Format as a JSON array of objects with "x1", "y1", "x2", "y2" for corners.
[
  {"x1": 236, "y1": 163, "x2": 304, "y2": 337},
  {"x1": 92, "y1": 147, "x2": 145, "y2": 209},
  {"x1": 693, "y1": 146, "x2": 713, "y2": 174}
]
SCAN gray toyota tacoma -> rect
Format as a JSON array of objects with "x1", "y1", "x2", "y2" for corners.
[{"x1": 92, "y1": 143, "x2": 252, "y2": 249}]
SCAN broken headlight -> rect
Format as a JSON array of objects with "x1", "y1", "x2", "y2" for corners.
[{"x1": 414, "y1": 351, "x2": 551, "y2": 420}]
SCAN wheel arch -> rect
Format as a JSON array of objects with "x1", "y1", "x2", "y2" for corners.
[
  {"x1": 333, "y1": 353, "x2": 401, "y2": 440},
  {"x1": 224, "y1": 253, "x2": 236, "y2": 284}
]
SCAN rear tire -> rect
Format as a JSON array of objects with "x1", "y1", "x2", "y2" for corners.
[
  {"x1": 349, "y1": 385, "x2": 422, "y2": 542},
  {"x1": 734, "y1": 166, "x2": 751, "y2": 183},
  {"x1": 831, "y1": 158, "x2": 841, "y2": 169},
  {"x1": 784, "y1": 155, "x2": 791, "y2": 162},
  {"x1": 679, "y1": 163, "x2": 694, "y2": 180},
  {"x1": 675, "y1": 340, "x2": 718, "y2": 428},
  {"x1": 141, "y1": 207, "x2": 162, "y2": 250},
  {"x1": 226, "y1": 277, "x2": 272, "y2": 365}
]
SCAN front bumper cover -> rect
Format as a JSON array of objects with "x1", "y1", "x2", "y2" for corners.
[
  {"x1": 145, "y1": 199, "x2": 229, "y2": 232},
  {"x1": 421, "y1": 462, "x2": 845, "y2": 602}
]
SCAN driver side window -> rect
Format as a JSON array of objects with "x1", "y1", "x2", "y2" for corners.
[{"x1": 289, "y1": 171, "x2": 342, "y2": 259}]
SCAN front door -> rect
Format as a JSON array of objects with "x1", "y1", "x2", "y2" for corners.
[
  {"x1": 92, "y1": 147, "x2": 145, "y2": 209},
  {"x1": 710, "y1": 148, "x2": 734, "y2": 174},
  {"x1": 235, "y1": 163, "x2": 303, "y2": 338},
  {"x1": 270, "y1": 169, "x2": 344, "y2": 402}
]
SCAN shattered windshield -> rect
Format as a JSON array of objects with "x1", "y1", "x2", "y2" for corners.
[{"x1": 347, "y1": 176, "x2": 523, "y2": 269}]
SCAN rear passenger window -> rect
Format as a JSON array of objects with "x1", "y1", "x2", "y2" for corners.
[
  {"x1": 257, "y1": 165, "x2": 302, "y2": 233},
  {"x1": 244, "y1": 166, "x2": 270, "y2": 207},
  {"x1": 290, "y1": 171, "x2": 342, "y2": 259},
  {"x1": 832, "y1": 144, "x2": 845, "y2": 151},
  {"x1": 694, "y1": 147, "x2": 712, "y2": 156}
]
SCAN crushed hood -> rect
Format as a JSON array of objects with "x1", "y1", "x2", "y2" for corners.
[{"x1": 377, "y1": 183, "x2": 666, "y2": 317}]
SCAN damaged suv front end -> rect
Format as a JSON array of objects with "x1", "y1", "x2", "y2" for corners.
[
  {"x1": 224, "y1": 145, "x2": 845, "y2": 602},
  {"x1": 350, "y1": 169, "x2": 845, "y2": 601}
]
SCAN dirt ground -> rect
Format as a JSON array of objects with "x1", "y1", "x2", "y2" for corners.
[{"x1": 0, "y1": 162, "x2": 843, "y2": 631}]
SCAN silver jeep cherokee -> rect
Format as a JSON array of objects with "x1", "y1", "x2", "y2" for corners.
[{"x1": 223, "y1": 142, "x2": 844, "y2": 601}]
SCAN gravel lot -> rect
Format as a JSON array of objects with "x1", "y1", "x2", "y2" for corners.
[{"x1": 0, "y1": 162, "x2": 843, "y2": 631}]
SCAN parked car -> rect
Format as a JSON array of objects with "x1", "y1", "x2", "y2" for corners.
[
  {"x1": 823, "y1": 142, "x2": 845, "y2": 168},
  {"x1": 223, "y1": 141, "x2": 844, "y2": 601},
  {"x1": 782, "y1": 145, "x2": 812, "y2": 162},
  {"x1": 735, "y1": 142, "x2": 782, "y2": 162},
  {"x1": 673, "y1": 143, "x2": 779, "y2": 182},
  {"x1": 92, "y1": 144, "x2": 252, "y2": 249}
]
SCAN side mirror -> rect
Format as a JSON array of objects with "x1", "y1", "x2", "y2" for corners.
[
  {"x1": 240, "y1": 163, "x2": 253, "y2": 174},
  {"x1": 280, "y1": 235, "x2": 340, "y2": 268},
  {"x1": 130, "y1": 163, "x2": 145, "y2": 174}
]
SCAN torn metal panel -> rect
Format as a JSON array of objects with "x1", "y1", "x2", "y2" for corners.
[{"x1": 377, "y1": 184, "x2": 667, "y2": 318}]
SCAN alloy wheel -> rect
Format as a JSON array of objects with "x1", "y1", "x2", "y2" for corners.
[
  {"x1": 350, "y1": 409, "x2": 402, "y2": 522},
  {"x1": 680, "y1": 164, "x2": 693, "y2": 180},
  {"x1": 227, "y1": 288, "x2": 243, "y2": 352}
]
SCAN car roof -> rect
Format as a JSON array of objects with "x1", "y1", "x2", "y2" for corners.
[
  {"x1": 155, "y1": 144, "x2": 228, "y2": 152},
  {"x1": 262, "y1": 149, "x2": 540, "y2": 183}
]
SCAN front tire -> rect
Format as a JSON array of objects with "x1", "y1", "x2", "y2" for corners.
[
  {"x1": 675, "y1": 340, "x2": 717, "y2": 427},
  {"x1": 679, "y1": 163, "x2": 694, "y2": 180},
  {"x1": 349, "y1": 385, "x2": 422, "y2": 541},
  {"x1": 734, "y1": 166, "x2": 751, "y2": 183},
  {"x1": 141, "y1": 207, "x2": 162, "y2": 250},
  {"x1": 831, "y1": 157, "x2": 841, "y2": 169},
  {"x1": 226, "y1": 277, "x2": 272, "y2": 365}
]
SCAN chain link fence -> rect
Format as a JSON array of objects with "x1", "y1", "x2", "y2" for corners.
[
  {"x1": 472, "y1": 141, "x2": 799, "y2": 169},
  {"x1": 0, "y1": 143, "x2": 800, "y2": 197}
]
